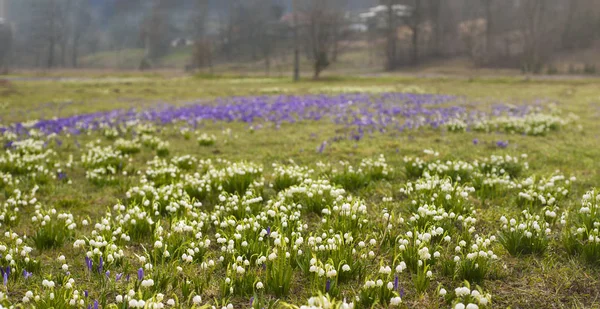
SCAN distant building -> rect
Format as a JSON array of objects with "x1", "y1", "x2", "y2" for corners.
[
  {"x1": 348, "y1": 23, "x2": 368, "y2": 33},
  {"x1": 358, "y1": 4, "x2": 412, "y2": 31},
  {"x1": 171, "y1": 38, "x2": 194, "y2": 48}
]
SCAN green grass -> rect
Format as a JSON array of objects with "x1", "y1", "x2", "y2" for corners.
[{"x1": 1, "y1": 75, "x2": 600, "y2": 308}]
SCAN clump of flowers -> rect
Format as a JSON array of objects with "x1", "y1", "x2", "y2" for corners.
[
  {"x1": 563, "y1": 189, "x2": 600, "y2": 264},
  {"x1": 498, "y1": 211, "x2": 550, "y2": 256},
  {"x1": 197, "y1": 133, "x2": 217, "y2": 146},
  {"x1": 31, "y1": 208, "x2": 76, "y2": 250}
]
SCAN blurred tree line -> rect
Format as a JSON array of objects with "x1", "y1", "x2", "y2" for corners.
[{"x1": 0, "y1": 0, "x2": 599, "y2": 78}]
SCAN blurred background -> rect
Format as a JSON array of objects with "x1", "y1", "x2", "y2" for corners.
[{"x1": 0, "y1": 0, "x2": 599, "y2": 77}]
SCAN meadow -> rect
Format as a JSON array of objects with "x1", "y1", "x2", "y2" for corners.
[{"x1": 0, "y1": 74, "x2": 600, "y2": 309}]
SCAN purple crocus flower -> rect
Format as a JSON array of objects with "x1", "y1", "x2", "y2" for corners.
[
  {"x1": 317, "y1": 141, "x2": 327, "y2": 153},
  {"x1": 473, "y1": 138, "x2": 479, "y2": 145},
  {"x1": 105, "y1": 270, "x2": 110, "y2": 278},
  {"x1": 394, "y1": 275, "x2": 399, "y2": 290},
  {"x1": 84, "y1": 290, "x2": 88, "y2": 298},
  {"x1": 98, "y1": 257, "x2": 103, "y2": 273},
  {"x1": 57, "y1": 172, "x2": 67, "y2": 181},
  {"x1": 126, "y1": 274, "x2": 131, "y2": 282},
  {"x1": 94, "y1": 300, "x2": 99, "y2": 309},
  {"x1": 22, "y1": 269, "x2": 32, "y2": 279},
  {"x1": 266, "y1": 226, "x2": 271, "y2": 236},
  {"x1": 2, "y1": 271, "x2": 7, "y2": 287},
  {"x1": 496, "y1": 140, "x2": 509, "y2": 148},
  {"x1": 250, "y1": 297, "x2": 254, "y2": 306},
  {"x1": 116, "y1": 273, "x2": 123, "y2": 282},
  {"x1": 85, "y1": 256, "x2": 93, "y2": 271},
  {"x1": 325, "y1": 279, "x2": 331, "y2": 292},
  {"x1": 400, "y1": 287, "x2": 405, "y2": 298},
  {"x1": 137, "y1": 268, "x2": 144, "y2": 280}
]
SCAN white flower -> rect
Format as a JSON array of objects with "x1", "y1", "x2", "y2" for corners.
[
  {"x1": 141, "y1": 279, "x2": 155, "y2": 287},
  {"x1": 167, "y1": 299, "x2": 176, "y2": 306},
  {"x1": 395, "y1": 262, "x2": 406, "y2": 273},
  {"x1": 342, "y1": 264, "x2": 351, "y2": 272},
  {"x1": 193, "y1": 295, "x2": 202, "y2": 304},
  {"x1": 236, "y1": 266, "x2": 245, "y2": 274},
  {"x1": 439, "y1": 288, "x2": 447, "y2": 296},
  {"x1": 256, "y1": 282, "x2": 264, "y2": 289},
  {"x1": 390, "y1": 296, "x2": 402, "y2": 306},
  {"x1": 455, "y1": 287, "x2": 470, "y2": 297},
  {"x1": 455, "y1": 304, "x2": 465, "y2": 309},
  {"x1": 466, "y1": 304, "x2": 479, "y2": 309},
  {"x1": 116, "y1": 295, "x2": 123, "y2": 303}
]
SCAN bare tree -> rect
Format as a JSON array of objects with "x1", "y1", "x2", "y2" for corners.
[
  {"x1": 381, "y1": 0, "x2": 400, "y2": 71},
  {"x1": 70, "y1": 0, "x2": 91, "y2": 67},
  {"x1": 520, "y1": 0, "x2": 549, "y2": 73},
  {"x1": 480, "y1": 0, "x2": 492, "y2": 58},
  {"x1": 293, "y1": 0, "x2": 300, "y2": 81},
  {"x1": 252, "y1": 2, "x2": 285, "y2": 76},
  {"x1": 405, "y1": 0, "x2": 422, "y2": 66},
  {"x1": 140, "y1": 0, "x2": 173, "y2": 69},
  {"x1": 189, "y1": 0, "x2": 212, "y2": 72},
  {"x1": 29, "y1": 0, "x2": 66, "y2": 68},
  {"x1": 301, "y1": 0, "x2": 346, "y2": 79},
  {"x1": 428, "y1": 0, "x2": 442, "y2": 57}
]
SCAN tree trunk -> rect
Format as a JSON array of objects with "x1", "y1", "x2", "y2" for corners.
[
  {"x1": 562, "y1": 0, "x2": 578, "y2": 49},
  {"x1": 47, "y1": 39, "x2": 55, "y2": 68},
  {"x1": 385, "y1": 1, "x2": 397, "y2": 71},
  {"x1": 313, "y1": 63, "x2": 321, "y2": 79},
  {"x1": 411, "y1": 0, "x2": 421, "y2": 66},
  {"x1": 484, "y1": 0, "x2": 493, "y2": 57},
  {"x1": 293, "y1": 0, "x2": 300, "y2": 81},
  {"x1": 265, "y1": 53, "x2": 270, "y2": 76},
  {"x1": 60, "y1": 42, "x2": 66, "y2": 67},
  {"x1": 332, "y1": 15, "x2": 339, "y2": 62},
  {"x1": 411, "y1": 27, "x2": 419, "y2": 65},
  {"x1": 430, "y1": 0, "x2": 442, "y2": 57},
  {"x1": 71, "y1": 36, "x2": 79, "y2": 68}
]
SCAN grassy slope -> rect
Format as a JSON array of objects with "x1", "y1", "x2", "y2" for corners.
[{"x1": 1, "y1": 75, "x2": 600, "y2": 308}]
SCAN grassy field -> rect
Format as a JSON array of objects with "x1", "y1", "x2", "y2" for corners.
[{"x1": 0, "y1": 74, "x2": 600, "y2": 308}]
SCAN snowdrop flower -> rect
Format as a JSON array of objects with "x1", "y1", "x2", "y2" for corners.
[
  {"x1": 141, "y1": 279, "x2": 154, "y2": 287},
  {"x1": 390, "y1": 296, "x2": 402, "y2": 306},
  {"x1": 193, "y1": 295, "x2": 202, "y2": 304}
]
